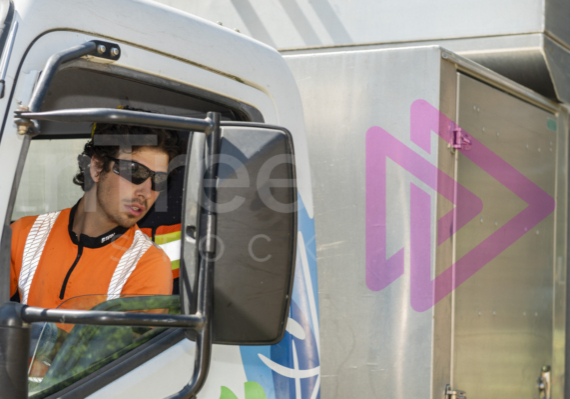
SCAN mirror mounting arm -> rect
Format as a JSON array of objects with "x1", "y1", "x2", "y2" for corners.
[
  {"x1": 200, "y1": 112, "x2": 221, "y2": 253},
  {"x1": 0, "y1": 302, "x2": 29, "y2": 399},
  {"x1": 14, "y1": 40, "x2": 121, "y2": 136},
  {"x1": 169, "y1": 112, "x2": 221, "y2": 399}
]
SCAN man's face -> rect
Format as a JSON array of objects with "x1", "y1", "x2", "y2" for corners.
[{"x1": 93, "y1": 147, "x2": 169, "y2": 228}]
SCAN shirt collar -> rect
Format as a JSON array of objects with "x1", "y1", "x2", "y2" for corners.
[{"x1": 68, "y1": 201, "x2": 129, "y2": 249}]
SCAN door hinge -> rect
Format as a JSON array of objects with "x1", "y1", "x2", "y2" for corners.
[
  {"x1": 445, "y1": 384, "x2": 467, "y2": 399},
  {"x1": 451, "y1": 127, "x2": 472, "y2": 151}
]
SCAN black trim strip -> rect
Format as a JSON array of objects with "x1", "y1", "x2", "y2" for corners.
[{"x1": 59, "y1": 244, "x2": 83, "y2": 300}]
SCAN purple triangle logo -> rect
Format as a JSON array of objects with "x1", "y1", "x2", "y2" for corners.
[{"x1": 366, "y1": 100, "x2": 555, "y2": 312}]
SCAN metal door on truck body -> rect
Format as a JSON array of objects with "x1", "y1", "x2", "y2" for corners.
[{"x1": 446, "y1": 72, "x2": 567, "y2": 398}]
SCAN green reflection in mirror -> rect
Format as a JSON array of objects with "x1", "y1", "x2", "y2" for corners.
[{"x1": 28, "y1": 294, "x2": 180, "y2": 399}]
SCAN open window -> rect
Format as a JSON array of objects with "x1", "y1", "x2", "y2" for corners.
[
  {"x1": 6, "y1": 50, "x2": 265, "y2": 397},
  {"x1": 12, "y1": 64, "x2": 259, "y2": 292}
]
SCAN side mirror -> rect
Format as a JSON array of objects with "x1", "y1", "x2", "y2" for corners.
[{"x1": 181, "y1": 123, "x2": 297, "y2": 345}]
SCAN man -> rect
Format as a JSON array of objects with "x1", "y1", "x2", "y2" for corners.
[{"x1": 10, "y1": 118, "x2": 184, "y2": 309}]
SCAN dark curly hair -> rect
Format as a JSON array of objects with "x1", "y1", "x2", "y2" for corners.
[{"x1": 73, "y1": 108, "x2": 186, "y2": 192}]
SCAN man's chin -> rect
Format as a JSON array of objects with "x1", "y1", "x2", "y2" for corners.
[{"x1": 116, "y1": 214, "x2": 141, "y2": 229}]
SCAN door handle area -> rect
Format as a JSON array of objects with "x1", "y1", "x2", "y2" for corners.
[
  {"x1": 445, "y1": 384, "x2": 467, "y2": 399},
  {"x1": 537, "y1": 365, "x2": 551, "y2": 399}
]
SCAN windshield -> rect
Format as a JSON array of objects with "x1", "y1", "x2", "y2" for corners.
[{"x1": 27, "y1": 294, "x2": 180, "y2": 399}]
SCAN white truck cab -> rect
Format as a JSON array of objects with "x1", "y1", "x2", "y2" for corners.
[{"x1": 0, "y1": 1, "x2": 319, "y2": 398}]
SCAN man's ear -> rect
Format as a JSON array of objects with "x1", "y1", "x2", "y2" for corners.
[{"x1": 89, "y1": 156, "x2": 104, "y2": 184}]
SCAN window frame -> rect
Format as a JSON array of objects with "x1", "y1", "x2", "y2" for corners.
[
  {"x1": 1, "y1": 33, "x2": 267, "y2": 398},
  {"x1": 43, "y1": 329, "x2": 186, "y2": 399}
]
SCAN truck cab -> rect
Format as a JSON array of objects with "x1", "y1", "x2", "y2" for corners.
[{"x1": 0, "y1": 1, "x2": 319, "y2": 398}]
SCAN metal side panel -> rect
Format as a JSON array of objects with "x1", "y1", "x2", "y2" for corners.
[
  {"x1": 452, "y1": 73, "x2": 559, "y2": 397},
  {"x1": 285, "y1": 46, "x2": 446, "y2": 399}
]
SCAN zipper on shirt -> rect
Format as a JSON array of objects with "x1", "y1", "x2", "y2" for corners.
[{"x1": 59, "y1": 244, "x2": 84, "y2": 299}]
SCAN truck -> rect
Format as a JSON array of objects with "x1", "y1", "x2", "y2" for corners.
[
  {"x1": 162, "y1": 0, "x2": 570, "y2": 397},
  {"x1": 0, "y1": 0, "x2": 316, "y2": 398},
  {"x1": 0, "y1": 0, "x2": 569, "y2": 398}
]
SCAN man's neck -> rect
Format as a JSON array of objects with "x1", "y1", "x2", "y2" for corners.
[{"x1": 72, "y1": 193, "x2": 118, "y2": 238}]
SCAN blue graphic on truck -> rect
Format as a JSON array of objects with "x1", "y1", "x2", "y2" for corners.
[{"x1": 240, "y1": 197, "x2": 320, "y2": 399}]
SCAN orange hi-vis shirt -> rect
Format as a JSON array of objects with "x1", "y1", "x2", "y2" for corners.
[{"x1": 10, "y1": 204, "x2": 173, "y2": 310}]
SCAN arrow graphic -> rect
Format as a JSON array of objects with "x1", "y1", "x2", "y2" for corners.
[{"x1": 366, "y1": 99, "x2": 555, "y2": 311}]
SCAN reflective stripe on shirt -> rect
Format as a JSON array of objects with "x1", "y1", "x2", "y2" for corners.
[
  {"x1": 19, "y1": 213, "x2": 154, "y2": 304},
  {"x1": 107, "y1": 229, "x2": 153, "y2": 300},
  {"x1": 155, "y1": 230, "x2": 181, "y2": 272},
  {"x1": 159, "y1": 239, "x2": 181, "y2": 263},
  {"x1": 19, "y1": 211, "x2": 61, "y2": 304}
]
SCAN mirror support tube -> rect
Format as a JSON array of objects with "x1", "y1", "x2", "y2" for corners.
[
  {"x1": 0, "y1": 302, "x2": 30, "y2": 399},
  {"x1": 167, "y1": 112, "x2": 221, "y2": 399},
  {"x1": 14, "y1": 41, "x2": 97, "y2": 135},
  {"x1": 16, "y1": 108, "x2": 214, "y2": 133},
  {"x1": 20, "y1": 306, "x2": 205, "y2": 329},
  {"x1": 27, "y1": 42, "x2": 97, "y2": 113},
  {"x1": 14, "y1": 40, "x2": 124, "y2": 135}
]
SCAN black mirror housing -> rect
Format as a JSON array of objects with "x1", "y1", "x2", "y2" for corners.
[{"x1": 210, "y1": 125, "x2": 297, "y2": 345}]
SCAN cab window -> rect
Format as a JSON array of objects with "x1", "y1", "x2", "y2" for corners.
[{"x1": 8, "y1": 66, "x2": 256, "y2": 397}]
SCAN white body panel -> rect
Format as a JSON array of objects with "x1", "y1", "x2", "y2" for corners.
[
  {"x1": 153, "y1": 0, "x2": 544, "y2": 50},
  {"x1": 88, "y1": 340, "x2": 197, "y2": 399}
]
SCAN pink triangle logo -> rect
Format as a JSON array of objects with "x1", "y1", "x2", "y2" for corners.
[{"x1": 366, "y1": 99, "x2": 555, "y2": 312}]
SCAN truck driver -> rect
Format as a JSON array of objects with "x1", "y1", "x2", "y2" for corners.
[{"x1": 9, "y1": 119, "x2": 184, "y2": 309}]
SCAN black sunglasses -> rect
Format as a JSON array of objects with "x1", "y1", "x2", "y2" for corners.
[{"x1": 106, "y1": 156, "x2": 168, "y2": 192}]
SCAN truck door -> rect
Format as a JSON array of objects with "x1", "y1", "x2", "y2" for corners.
[
  {"x1": 0, "y1": 29, "x2": 286, "y2": 398},
  {"x1": 450, "y1": 73, "x2": 564, "y2": 398}
]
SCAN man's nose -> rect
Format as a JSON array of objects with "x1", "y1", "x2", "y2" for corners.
[{"x1": 134, "y1": 177, "x2": 153, "y2": 198}]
